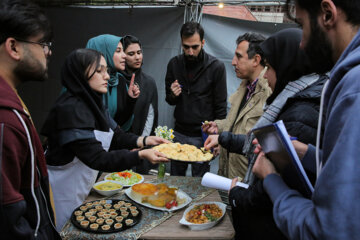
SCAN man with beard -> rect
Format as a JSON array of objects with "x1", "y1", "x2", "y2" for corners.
[
  {"x1": 0, "y1": 0, "x2": 60, "y2": 239},
  {"x1": 165, "y1": 22, "x2": 227, "y2": 177},
  {"x1": 252, "y1": 0, "x2": 360, "y2": 239}
]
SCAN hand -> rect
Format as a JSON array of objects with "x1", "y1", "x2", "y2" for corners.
[
  {"x1": 252, "y1": 138, "x2": 262, "y2": 154},
  {"x1": 146, "y1": 136, "x2": 170, "y2": 146},
  {"x1": 292, "y1": 140, "x2": 308, "y2": 159},
  {"x1": 228, "y1": 177, "x2": 239, "y2": 195},
  {"x1": 213, "y1": 145, "x2": 220, "y2": 156},
  {"x1": 252, "y1": 152, "x2": 277, "y2": 179},
  {"x1": 128, "y1": 73, "x2": 140, "y2": 98},
  {"x1": 202, "y1": 121, "x2": 218, "y2": 134},
  {"x1": 204, "y1": 135, "x2": 219, "y2": 150},
  {"x1": 170, "y1": 80, "x2": 182, "y2": 97},
  {"x1": 139, "y1": 149, "x2": 169, "y2": 164}
]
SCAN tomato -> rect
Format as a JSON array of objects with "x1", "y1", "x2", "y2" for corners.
[
  {"x1": 197, "y1": 211, "x2": 201, "y2": 215},
  {"x1": 165, "y1": 202, "x2": 172, "y2": 209}
]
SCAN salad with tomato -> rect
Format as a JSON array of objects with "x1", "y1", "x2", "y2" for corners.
[{"x1": 105, "y1": 170, "x2": 143, "y2": 186}]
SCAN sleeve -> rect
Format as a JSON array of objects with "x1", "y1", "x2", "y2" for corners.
[
  {"x1": 141, "y1": 104, "x2": 154, "y2": 136},
  {"x1": 218, "y1": 131, "x2": 246, "y2": 154},
  {"x1": 120, "y1": 95, "x2": 137, "y2": 126},
  {"x1": 214, "y1": 119, "x2": 226, "y2": 133},
  {"x1": 110, "y1": 126, "x2": 139, "y2": 150},
  {"x1": 0, "y1": 123, "x2": 50, "y2": 239},
  {"x1": 165, "y1": 60, "x2": 180, "y2": 105},
  {"x1": 212, "y1": 61, "x2": 227, "y2": 119},
  {"x1": 67, "y1": 137, "x2": 142, "y2": 172},
  {"x1": 229, "y1": 180, "x2": 272, "y2": 214},
  {"x1": 262, "y1": 82, "x2": 360, "y2": 239}
]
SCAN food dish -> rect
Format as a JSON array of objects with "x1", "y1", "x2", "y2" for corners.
[
  {"x1": 71, "y1": 199, "x2": 141, "y2": 233},
  {"x1": 124, "y1": 187, "x2": 192, "y2": 212},
  {"x1": 131, "y1": 183, "x2": 177, "y2": 208},
  {"x1": 93, "y1": 180, "x2": 123, "y2": 197},
  {"x1": 104, "y1": 170, "x2": 144, "y2": 187},
  {"x1": 152, "y1": 143, "x2": 213, "y2": 162},
  {"x1": 179, "y1": 201, "x2": 227, "y2": 230}
]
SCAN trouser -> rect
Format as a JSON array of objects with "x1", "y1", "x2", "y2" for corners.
[{"x1": 170, "y1": 131, "x2": 210, "y2": 177}]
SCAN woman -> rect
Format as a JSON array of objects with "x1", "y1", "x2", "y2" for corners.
[
  {"x1": 121, "y1": 35, "x2": 159, "y2": 174},
  {"x1": 86, "y1": 34, "x2": 139, "y2": 131},
  {"x1": 41, "y1": 49, "x2": 168, "y2": 231},
  {"x1": 121, "y1": 35, "x2": 158, "y2": 136},
  {"x1": 204, "y1": 28, "x2": 327, "y2": 239}
]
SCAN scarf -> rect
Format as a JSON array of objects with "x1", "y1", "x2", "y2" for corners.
[{"x1": 86, "y1": 34, "x2": 122, "y2": 118}]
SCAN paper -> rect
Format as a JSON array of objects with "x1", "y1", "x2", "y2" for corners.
[{"x1": 201, "y1": 172, "x2": 249, "y2": 191}]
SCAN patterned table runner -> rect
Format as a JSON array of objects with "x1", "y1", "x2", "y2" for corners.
[{"x1": 60, "y1": 176, "x2": 214, "y2": 240}]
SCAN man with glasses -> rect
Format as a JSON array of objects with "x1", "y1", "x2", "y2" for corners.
[
  {"x1": 0, "y1": 0, "x2": 60, "y2": 239},
  {"x1": 165, "y1": 21, "x2": 227, "y2": 177}
]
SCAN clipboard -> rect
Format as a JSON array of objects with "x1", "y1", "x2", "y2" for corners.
[{"x1": 252, "y1": 120, "x2": 314, "y2": 198}]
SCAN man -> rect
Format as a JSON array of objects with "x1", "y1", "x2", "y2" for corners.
[
  {"x1": 253, "y1": 0, "x2": 360, "y2": 239},
  {"x1": 0, "y1": 0, "x2": 60, "y2": 239},
  {"x1": 203, "y1": 33, "x2": 271, "y2": 179},
  {"x1": 165, "y1": 22, "x2": 227, "y2": 177},
  {"x1": 121, "y1": 35, "x2": 159, "y2": 173}
]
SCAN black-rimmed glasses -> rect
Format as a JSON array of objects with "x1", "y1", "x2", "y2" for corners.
[{"x1": 15, "y1": 38, "x2": 52, "y2": 55}]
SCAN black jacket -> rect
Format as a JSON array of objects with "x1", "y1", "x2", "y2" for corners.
[
  {"x1": 165, "y1": 50, "x2": 227, "y2": 137},
  {"x1": 123, "y1": 69, "x2": 158, "y2": 136},
  {"x1": 227, "y1": 76, "x2": 326, "y2": 240}
]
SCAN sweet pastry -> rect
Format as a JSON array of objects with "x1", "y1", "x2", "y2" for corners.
[
  {"x1": 76, "y1": 215, "x2": 85, "y2": 223},
  {"x1": 88, "y1": 216, "x2": 97, "y2": 223},
  {"x1": 90, "y1": 223, "x2": 99, "y2": 230},
  {"x1": 125, "y1": 219, "x2": 133, "y2": 226},
  {"x1": 74, "y1": 210, "x2": 83, "y2": 216},
  {"x1": 96, "y1": 218, "x2": 104, "y2": 225},
  {"x1": 153, "y1": 143, "x2": 213, "y2": 161},
  {"x1": 121, "y1": 211, "x2": 129, "y2": 218},
  {"x1": 105, "y1": 219, "x2": 114, "y2": 226},
  {"x1": 80, "y1": 220, "x2": 89, "y2": 228},
  {"x1": 131, "y1": 183, "x2": 177, "y2": 207},
  {"x1": 103, "y1": 213, "x2": 110, "y2": 219},
  {"x1": 110, "y1": 212, "x2": 118, "y2": 219},
  {"x1": 114, "y1": 223, "x2": 123, "y2": 229},
  {"x1": 115, "y1": 216, "x2": 124, "y2": 223},
  {"x1": 131, "y1": 210, "x2": 139, "y2": 217},
  {"x1": 101, "y1": 225, "x2": 110, "y2": 231}
]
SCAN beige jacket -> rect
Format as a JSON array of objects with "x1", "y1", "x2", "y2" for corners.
[{"x1": 215, "y1": 68, "x2": 272, "y2": 179}]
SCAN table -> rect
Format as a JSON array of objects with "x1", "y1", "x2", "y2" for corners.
[{"x1": 61, "y1": 175, "x2": 235, "y2": 240}]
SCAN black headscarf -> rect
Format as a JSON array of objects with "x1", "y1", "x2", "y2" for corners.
[
  {"x1": 260, "y1": 28, "x2": 315, "y2": 105},
  {"x1": 42, "y1": 49, "x2": 109, "y2": 136}
]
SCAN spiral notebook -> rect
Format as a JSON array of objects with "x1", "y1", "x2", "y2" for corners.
[{"x1": 252, "y1": 120, "x2": 314, "y2": 198}]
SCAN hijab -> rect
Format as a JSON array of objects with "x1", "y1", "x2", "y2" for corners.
[
  {"x1": 260, "y1": 28, "x2": 315, "y2": 104},
  {"x1": 42, "y1": 49, "x2": 109, "y2": 136},
  {"x1": 86, "y1": 34, "x2": 122, "y2": 118}
]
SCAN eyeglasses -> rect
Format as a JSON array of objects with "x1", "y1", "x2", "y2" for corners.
[
  {"x1": 15, "y1": 38, "x2": 52, "y2": 55},
  {"x1": 182, "y1": 44, "x2": 200, "y2": 50}
]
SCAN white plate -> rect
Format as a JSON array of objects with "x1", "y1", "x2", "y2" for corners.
[
  {"x1": 179, "y1": 201, "x2": 227, "y2": 230},
  {"x1": 124, "y1": 187, "x2": 192, "y2": 212},
  {"x1": 104, "y1": 172, "x2": 144, "y2": 187}
]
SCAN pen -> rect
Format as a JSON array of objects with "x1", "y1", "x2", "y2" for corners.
[{"x1": 290, "y1": 136, "x2": 298, "y2": 141}]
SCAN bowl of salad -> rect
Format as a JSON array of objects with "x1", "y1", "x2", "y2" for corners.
[
  {"x1": 179, "y1": 201, "x2": 226, "y2": 230},
  {"x1": 104, "y1": 170, "x2": 144, "y2": 187}
]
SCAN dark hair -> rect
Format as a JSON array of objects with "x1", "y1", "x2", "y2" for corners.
[
  {"x1": 236, "y1": 32, "x2": 266, "y2": 66},
  {"x1": 74, "y1": 48, "x2": 102, "y2": 80},
  {"x1": 121, "y1": 35, "x2": 142, "y2": 52},
  {"x1": 286, "y1": 0, "x2": 360, "y2": 25},
  {"x1": 0, "y1": 0, "x2": 52, "y2": 45},
  {"x1": 180, "y1": 22, "x2": 204, "y2": 41}
]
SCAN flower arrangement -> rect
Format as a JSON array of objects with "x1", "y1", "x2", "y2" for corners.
[{"x1": 154, "y1": 126, "x2": 174, "y2": 142}]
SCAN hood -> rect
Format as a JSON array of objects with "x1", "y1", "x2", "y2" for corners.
[
  {"x1": 0, "y1": 76, "x2": 26, "y2": 113},
  {"x1": 328, "y1": 29, "x2": 360, "y2": 95}
]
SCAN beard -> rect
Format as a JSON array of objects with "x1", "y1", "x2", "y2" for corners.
[
  {"x1": 14, "y1": 49, "x2": 48, "y2": 83},
  {"x1": 304, "y1": 17, "x2": 334, "y2": 74},
  {"x1": 184, "y1": 48, "x2": 203, "y2": 63}
]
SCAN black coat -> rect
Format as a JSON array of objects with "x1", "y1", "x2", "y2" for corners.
[
  {"x1": 165, "y1": 50, "x2": 227, "y2": 137},
  {"x1": 227, "y1": 76, "x2": 326, "y2": 240}
]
